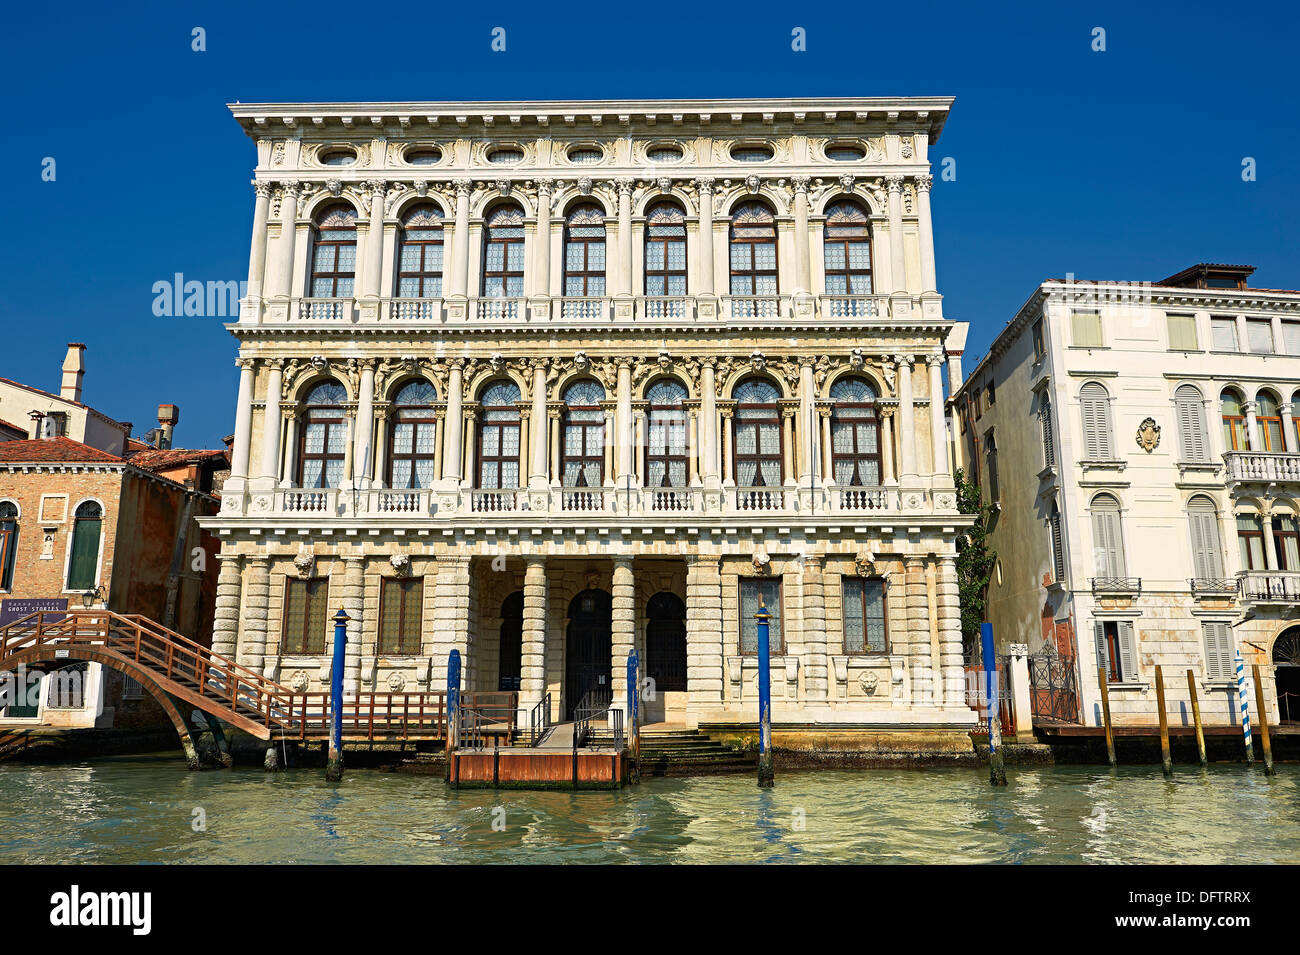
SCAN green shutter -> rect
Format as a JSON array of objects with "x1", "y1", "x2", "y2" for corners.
[{"x1": 67, "y1": 518, "x2": 101, "y2": 591}]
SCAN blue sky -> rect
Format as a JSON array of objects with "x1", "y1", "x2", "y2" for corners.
[{"x1": 3, "y1": 0, "x2": 1296, "y2": 447}]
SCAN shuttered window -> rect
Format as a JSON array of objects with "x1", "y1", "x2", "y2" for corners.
[
  {"x1": 379, "y1": 577, "x2": 424, "y2": 655},
  {"x1": 1039, "y1": 396, "x2": 1055, "y2": 468},
  {"x1": 1090, "y1": 496, "x2": 1127, "y2": 578},
  {"x1": 1094, "y1": 620, "x2": 1137, "y2": 683},
  {"x1": 1174, "y1": 384, "x2": 1209, "y2": 462},
  {"x1": 1167, "y1": 313, "x2": 1198, "y2": 351},
  {"x1": 1079, "y1": 382, "x2": 1113, "y2": 459},
  {"x1": 1211, "y1": 317, "x2": 1239, "y2": 351},
  {"x1": 1283, "y1": 320, "x2": 1300, "y2": 356},
  {"x1": 282, "y1": 577, "x2": 328, "y2": 654},
  {"x1": 1050, "y1": 503, "x2": 1065, "y2": 583},
  {"x1": 1247, "y1": 319, "x2": 1275, "y2": 354},
  {"x1": 67, "y1": 502, "x2": 102, "y2": 591},
  {"x1": 1202, "y1": 622, "x2": 1233, "y2": 681},
  {"x1": 1187, "y1": 498, "x2": 1224, "y2": 579},
  {"x1": 1071, "y1": 310, "x2": 1103, "y2": 347}
]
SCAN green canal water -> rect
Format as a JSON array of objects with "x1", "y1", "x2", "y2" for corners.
[{"x1": 0, "y1": 755, "x2": 1296, "y2": 864}]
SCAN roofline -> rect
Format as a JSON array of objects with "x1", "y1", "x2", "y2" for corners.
[{"x1": 0, "y1": 458, "x2": 219, "y2": 502}]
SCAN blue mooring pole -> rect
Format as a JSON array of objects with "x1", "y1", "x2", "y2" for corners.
[
  {"x1": 325, "y1": 608, "x2": 349, "y2": 782},
  {"x1": 981, "y1": 622, "x2": 1007, "y2": 786},
  {"x1": 446, "y1": 649, "x2": 461, "y2": 786},
  {"x1": 756, "y1": 598, "x2": 774, "y2": 788},
  {"x1": 627, "y1": 649, "x2": 641, "y2": 783}
]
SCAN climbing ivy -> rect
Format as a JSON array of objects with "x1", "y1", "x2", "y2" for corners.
[{"x1": 954, "y1": 467, "x2": 997, "y2": 664}]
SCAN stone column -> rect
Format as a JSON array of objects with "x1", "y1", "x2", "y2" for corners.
[
  {"x1": 530, "y1": 360, "x2": 549, "y2": 486},
  {"x1": 915, "y1": 174, "x2": 937, "y2": 293},
  {"x1": 700, "y1": 360, "x2": 719, "y2": 484},
  {"x1": 1282, "y1": 402, "x2": 1297, "y2": 453},
  {"x1": 211, "y1": 554, "x2": 243, "y2": 659},
  {"x1": 339, "y1": 556, "x2": 364, "y2": 697},
  {"x1": 937, "y1": 556, "x2": 964, "y2": 706},
  {"x1": 270, "y1": 181, "x2": 299, "y2": 298},
  {"x1": 520, "y1": 557, "x2": 547, "y2": 714},
  {"x1": 633, "y1": 409, "x2": 647, "y2": 485},
  {"x1": 896, "y1": 354, "x2": 917, "y2": 480},
  {"x1": 449, "y1": 179, "x2": 472, "y2": 301},
  {"x1": 781, "y1": 406, "x2": 796, "y2": 482},
  {"x1": 819, "y1": 406, "x2": 833, "y2": 482},
  {"x1": 720, "y1": 407, "x2": 734, "y2": 486},
  {"x1": 362, "y1": 180, "x2": 385, "y2": 298},
  {"x1": 694, "y1": 178, "x2": 715, "y2": 296},
  {"x1": 462, "y1": 408, "x2": 478, "y2": 487},
  {"x1": 927, "y1": 354, "x2": 949, "y2": 480},
  {"x1": 880, "y1": 408, "x2": 898, "y2": 485},
  {"x1": 1007, "y1": 642, "x2": 1033, "y2": 741},
  {"x1": 905, "y1": 558, "x2": 933, "y2": 705},
  {"x1": 616, "y1": 178, "x2": 634, "y2": 297},
  {"x1": 548, "y1": 406, "x2": 562, "y2": 484},
  {"x1": 259, "y1": 360, "x2": 284, "y2": 483},
  {"x1": 245, "y1": 180, "x2": 274, "y2": 305},
  {"x1": 238, "y1": 556, "x2": 270, "y2": 673},
  {"x1": 885, "y1": 176, "x2": 906, "y2": 296},
  {"x1": 517, "y1": 408, "x2": 530, "y2": 489},
  {"x1": 688, "y1": 407, "x2": 700, "y2": 485},
  {"x1": 611, "y1": 557, "x2": 635, "y2": 716},
  {"x1": 442, "y1": 360, "x2": 464, "y2": 484},
  {"x1": 602, "y1": 408, "x2": 616, "y2": 485},
  {"x1": 1262, "y1": 503, "x2": 1280, "y2": 570},
  {"x1": 533, "y1": 179, "x2": 554, "y2": 300},
  {"x1": 354, "y1": 360, "x2": 376, "y2": 488},
  {"x1": 431, "y1": 556, "x2": 472, "y2": 695},
  {"x1": 1245, "y1": 401, "x2": 1259, "y2": 451},
  {"x1": 686, "y1": 555, "x2": 724, "y2": 710},
  {"x1": 617, "y1": 358, "x2": 634, "y2": 490},
  {"x1": 281, "y1": 410, "x2": 299, "y2": 485},
  {"x1": 792, "y1": 176, "x2": 812, "y2": 312},
  {"x1": 802, "y1": 556, "x2": 828, "y2": 701},
  {"x1": 229, "y1": 358, "x2": 256, "y2": 482},
  {"x1": 799, "y1": 361, "x2": 816, "y2": 483}
]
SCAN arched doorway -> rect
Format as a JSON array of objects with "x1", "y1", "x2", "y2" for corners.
[
  {"x1": 1274, "y1": 627, "x2": 1300, "y2": 723},
  {"x1": 645, "y1": 592, "x2": 687, "y2": 695},
  {"x1": 497, "y1": 592, "x2": 523, "y2": 692},
  {"x1": 566, "y1": 589, "x2": 611, "y2": 717}
]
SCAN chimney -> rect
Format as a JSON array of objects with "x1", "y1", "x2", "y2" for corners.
[
  {"x1": 28, "y1": 410, "x2": 46, "y2": 440},
  {"x1": 60, "y1": 343, "x2": 86, "y2": 403},
  {"x1": 157, "y1": 404, "x2": 179, "y2": 450}
]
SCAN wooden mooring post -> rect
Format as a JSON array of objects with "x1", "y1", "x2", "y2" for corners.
[
  {"x1": 1098, "y1": 667, "x2": 1116, "y2": 767},
  {"x1": 1155, "y1": 666, "x2": 1172, "y2": 776},
  {"x1": 1252, "y1": 664, "x2": 1274, "y2": 776},
  {"x1": 1187, "y1": 669, "x2": 1207, "y2": 766}
]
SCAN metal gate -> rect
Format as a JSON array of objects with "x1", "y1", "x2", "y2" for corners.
[{"x1": 1028, "y1": 647, "x2": 1080, "y2": 723}]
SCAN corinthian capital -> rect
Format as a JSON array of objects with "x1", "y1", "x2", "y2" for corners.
[
  {"x1": 253, "y1": 179, "x2": 274, "y2": 199},
  {"x1": 692, "y1": 176, "x2": 715, "y2": 194},
  {"x1": 278, "y1": 179, "x2": 301, "y2": 197},
  {"x1": 364, "y1": 179, "x2": 386, "y2": 198},
  {"x1": 615, "y1": 177, "x2": 635, "y2": 197},
  {"x1": 915, "y1": 173, "x2": 934, "y2": 192},
  {"x1": 885, "y1": 175, "x2": 904, "y2": 193},
  {"x1": 791, "y1": 175, "x2": 811, "y2": 194},
  {"x1": 453, "y1": 178, "x2": 473, "y2": 198},
  {"x1": 535, "y1": 177, "x2": 555, "y2": 195}
]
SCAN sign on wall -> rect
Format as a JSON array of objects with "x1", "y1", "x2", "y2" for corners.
[{"x1": 0, "y1": 597, "x2": 68, "y2": 628}]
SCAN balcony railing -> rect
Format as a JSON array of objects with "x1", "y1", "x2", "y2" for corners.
[
  {"x1": 1091, "y1": 576, "x2": 1142, "y2": 595},
  {"x1": 280, "y1": 488, "x2": 339, "y2": 515},
  {"x1": 834, "y1": 487, "x2": 889, "y2": 511},
  {"x1": 476, "y1": 298, "x2": 524, "y2": 322},
  {"x1": 1238, "y1": 570, "x2": 1300, "y2": 603},
  {"x1": 1223, "y1": 451, "x2": 1300, "y2": 484},
  {"x1": 733, "y1": 486, "x2": 790, "y2": 511},
  {"x1": 298, "y1": 298, "x2": 356, "y2": 322},
  {"x1": 557, "y1": 297, "x2": 609, "y2": 321},
  {"x1": 470, "y1": 488, "x2": 525, "y2": 513},
  {"x1": 722, "y1": 295, "x2": 785, "y2": 320},
  {"x1": 363, "y1": 488, "x2": 434, "y2": 517},
  {"x1": 640, "y1": 297, "x2": 693, "y2": 320},
  {"x1": 819, "y1": 295, "x2": 889, "y2": 319},
  {"x1": 1189, "y1": 577, "x2": 1237, "y2": 595},
  {"x1": 385, "y1": 298, "x2": 443, "y2": 322},
  {"x1": 559, "y1": 487, "x2": 608, "y2": 512},
  {"x1": 642, "y1": 486, "x2": 698, "y2": 512}
]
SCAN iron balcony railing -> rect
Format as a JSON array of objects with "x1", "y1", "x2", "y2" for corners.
[
  {"x1": 1091, "y1": 576, "x2": 1142, "y2": 594},
  {"x1": 1189, "y1": 577, "x2": 1237, "y2": 595}
]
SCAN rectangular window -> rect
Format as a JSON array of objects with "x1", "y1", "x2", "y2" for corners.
[
  {"x1": 1283, "y1": 320, "x2": 1300, "y2": 356},
  {"x1": 984, "y1": 432, "x2": 1000, "y2": 504},
  {"x1": 739, "y1": 578, "x2": 782, "y2": 654},
  {"x1": 1237, "y1": 515, "x2": 1266, "y2": 571},
  {"x1": 1094, "y1": 620, "x2": 1136, "y2": 683},
  {"x1": 842, "y1": 577, "x2": 887, "y2": 654},
  {"x1": 1071, "y1": 310, "x2": 1103, "y2": 347},
  {"x1": 1166, "y1": 313, "x2": 1198, "y2": 351},
  {"x1": 1246, "y1": 319, "x2": 1275, "y2": 354},
  {"x1": 1031, "y1": 319, "x2": 1045, "y2": 359},
  {"x1": 1039, "y1": 397, "x2": 1055, "y2": 468},
  {"x1": 282, "y1": 577, "x2": 328, "y2": 654},
  {"x1": 1211, "y1": 317, "x2": 1239, "y2": 351},
  {"x1": 379, "y1": 577, "x2": 424, "y2": 655},
  {"x1": 1201, "y1": 622, "x2": 1233, "y2": 682}
]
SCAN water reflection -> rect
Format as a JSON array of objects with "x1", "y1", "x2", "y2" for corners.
[{"x1": 0, "y1": 756, "x2": 1296, "y2": 864}]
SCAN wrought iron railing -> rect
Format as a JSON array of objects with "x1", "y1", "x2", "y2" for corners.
[
  {"x1": 1090, "y1": 576, "x2": 1142, "y2": 594},
  {"x1": 529, "y1": 691, "x2": 552, "y2": 747},
  {"x1": 1027, "y1": 647, "x2": 1080, "y2": 723},
  {"x1": 1189, "y1": 577, "x2": 1236, "y2": 595}
]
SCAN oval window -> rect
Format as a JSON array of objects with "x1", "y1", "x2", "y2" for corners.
[
  {"x1": 405, "y1": 147, "x2": 442, "y2": 165},
  {"x1": 487, "y1": 147, "x2": 524, "y2": 164},
  {"x1": 826, "y1": 144, "x2": 866, "y2": 161},
  {"x1": 647, "y1": 144, "x2": 683, "y2": 163},
  {"x1": 319, "y1": 149, "x2": 356, "y2": 167},
  {"x1": 731, "y1": 144, "x2": 774, "y2": 163},
  {"x1": 567, "y1": 146, "x2": 603, "y2": 164}
]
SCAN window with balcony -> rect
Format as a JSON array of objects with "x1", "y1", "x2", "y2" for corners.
[
  {"x1": 829, "y1": 377, "x2": 880, "y2": 486},
  {"x1": 1174, "y1": 384, "x2": 1210, "y2": 462},
  {"x1": 1211, "y1": 317, "x2": 1239, "y2": 351},
  {"x1": 733, "y1": 379, "x2": 782, "y2": 487},
  {"x1": 645, "y1": 379, "x2": 688, "y2": 488},
  {"x1": 1221, "y1": 388, "x2": 1249, "y2": 450},
  {"x1": 282, "y1": 577, "x2": 328, "y2": 654},
  {"x1": 1187, "y1": 495, "x2": 1225, "y2": 582},
  {"x1": 729, "y1": 201, "x2": 778, "y2": 297},
  {"x1": 1247, "y1": 319, "x2": 1275, "y2": 354},
  {"x1": 379, "y1": 576, "x2": 424, "y2": 655},
  {"x1": 739, "y1": 578, "x2": 783, "y2": 654},
  {"x1": 563, "y1": 203, "x2": 606, "y2": 297},
  {"x1": 1167, "y1": 313, "x2": 1198, "y2": 351},
  {"x1": 387, "y1": 379, "x2": 439, "y2": 489},
  {"x1": 309, "y1": 204, "x2": 358, "y2": 297},
  {"x1": 481, "y1": 203, "x2": 525, "y2": 299},
  {"x1": 0, "y1": 501, "x2": 16, "y2": 591},
  {"x1": 477, "y1": 381, "x2": 521, "y2": 490},
  {"x1": 1237, "y1": 514, "x2": 1267, "y2": 570},
  {"x1": 842, "y1": 576, "x2": 886, "y2": 654},
  {"x1": 823, "y1": 200, "x2": 872, "y2": 295},
  {"x1": 1090, "y1": 493, "x2": 1128, "y2": 584},
  {"x1": 397, "y1": 204, "x2": 444, "y2": 298},
  {"x1": 298, "y1": 380, "x2": 347, "y2": 488},
  {"x1": 1201, "y1": 621, "x2": 1233, "y2": 681},
  {"x1": 561, "y1": 379, "x2": 605, "y2": 488},
  {"x1": 1079, "y1": 381, "x2": 1114, "y2": 459},
  {"x1": 644, "y1": 202, "x2": 687, "y2": 297},
  {"x1": 1278, "y1": 516, "x2": 1300, "y2": 569},
  {"x1": 1257, "y1": 390, "x2": 1285, "y2": 450},
  {"x1": 1093, "y1": 620, "x2": 1136, "y2": 683}
]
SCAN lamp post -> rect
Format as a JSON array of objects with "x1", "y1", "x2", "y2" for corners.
[
  {"x1": 325, "y1": 608, "x2": 349, "y2": 782},
  {"x1": 755, "y1": 596, "x2": 774, "y2": 788}
]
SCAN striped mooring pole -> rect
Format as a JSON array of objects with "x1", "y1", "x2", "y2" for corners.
[{"x1": 1234, "y1": 649, "x2": 1253, "y2": 765}]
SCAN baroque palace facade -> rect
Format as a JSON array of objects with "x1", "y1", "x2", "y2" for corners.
[{"x1": 204, "y1": 97, "x2": 974, "y2": 734}]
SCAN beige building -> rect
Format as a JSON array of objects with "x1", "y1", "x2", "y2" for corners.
[
  {"x1": 203, "y1": 97, "x2": 974, "y2": 738},
  {"x1": 956, "y1": 264, "x2": 1300, "y2": 729}
]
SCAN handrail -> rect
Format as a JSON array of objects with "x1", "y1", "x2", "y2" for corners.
[{"x1": 529, "y1": 691, "x2": 552, "y2": 746}]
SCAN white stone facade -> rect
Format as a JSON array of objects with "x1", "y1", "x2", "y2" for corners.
[{"x1": 200, "y1": 97, "x2": 974, "y2": 731}]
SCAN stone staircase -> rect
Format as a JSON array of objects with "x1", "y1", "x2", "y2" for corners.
[{"x1": 587, "y1": 727, "x2": 757, "y2": 776}]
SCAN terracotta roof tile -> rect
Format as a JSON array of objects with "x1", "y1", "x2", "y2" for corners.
[
  {"x1": 127, "y1": 448, "x2": 230, "y2": 471},
  {"x1": 0, "y1": 436, "x2": 123, "y2": 464}
]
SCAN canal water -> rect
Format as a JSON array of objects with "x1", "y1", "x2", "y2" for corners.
[{"x1": 0, "y1": 756, "x2": 1296, "y2": 863}]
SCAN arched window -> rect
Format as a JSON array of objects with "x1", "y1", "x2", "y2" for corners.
[
  {"x1": 1049, "y1": 502, "x2": 1065, "y2": 583},
  {"x1": 387, "y1": 380, "x2": 439, "y2": 489},
  {"x1": 645, "y1": 202, "x2": 687, "y2": 297},
  {"x1": 823, "y1": 199, "x2": 873, "y2": 294},
  {"x1": 498, "y1": 591, "x2": 524, "y2": 691},
  {"x1": 1079, "y1": 382, "x2": 1113, "y2": 459},
  {"x1": 0, "y1": 502, "x2": 17, "y2": 591},
  {"x1": 298, "y1": 380, "x2": 347, "y2": 488},
  {"x1": 397, "y1": 204, "x2": 444, "y2": 298},
  {"x1": 645, "y1": 591, "x2": 687, "y2": 692},
  {"x1": 829, "y1": 376, "x2": 880, "y2": 486},
  {"x1": 563, "y1": 204, "x2": 606, "y2": 297},
  {"x1": 67, "y1": 501, "x2": 102, "y2": 591},
  {"x1": 477, "y1": 381, "x2": 521, "y2": 489},
  {"x1": 1187, "y1": 495, "x2": 1225, "y2": 581},
  {"x1": 729, "y1": 201, "x2": 778, "y2": 299},
  {"x1": 1256, "y1": 391, "x2": 1284, "y2": 451},
  {"x1": 733, "y1": 379, "x2": 782, "y2": 487},
  {"x1": 310, "y1": 205, "x2": 358, "y2": 297},
  {"x1": 1174, "y1": 384, "x2": 1210, "y2": 462},
  {"x1": 561, "y1": 379, "x2": 606, "y2": 488},
  {"x1": 645, "y1": 379, "x2": 688, "y2": 488},
  {"x1": 1090, "y1": 493, "x2": 1127, "y2": 581},
  {"x1": 1221, "y1": 388, "x2": 1248, "y2": 450},
  {"x1": 482, "y1": 204, "x2": 525, "y2": 298}
]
